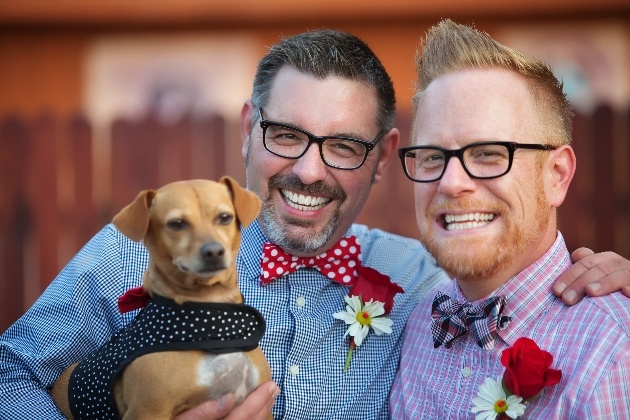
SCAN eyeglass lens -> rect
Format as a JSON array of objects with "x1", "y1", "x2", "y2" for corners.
[
  {"x1": 404, "y1": 143, "x2": 511, "y2": 181},
  {"x1": 263, "y1": 124, "x2": 368, "y2": 169}
]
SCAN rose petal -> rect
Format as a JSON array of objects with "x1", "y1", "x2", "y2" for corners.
[{"x1": 501, "y1": 337, "x2": 562, "y2": 399}]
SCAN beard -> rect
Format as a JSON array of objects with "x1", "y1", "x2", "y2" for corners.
[
  {"x1": 420, "y1": 176, "x2": 549, "y2": 283},
  {"x1": 260, "y1": 173, "x2": 345, "y2": 255}
]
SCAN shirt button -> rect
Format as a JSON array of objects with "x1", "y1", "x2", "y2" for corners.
[
  {"x1": 462, "y1": 366, "x2": 472, "y2": 378},
  {"x1": 289, "y1": 365, "x2": 299, "y2": 375},
  {"x1": 296, "y1": 296, "x2": 306, "y2": 307}
]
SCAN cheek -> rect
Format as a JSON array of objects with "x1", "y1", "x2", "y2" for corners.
[
  {"x1": 511, "y1": 180, "x2": 546, "y2": 225},
  {"x1": 246, "y1": 153, "x2": 279, "y2": 194},
  {"x1": 413, "y1": 186, "x2": 433, "y2": 225},
  {"x1": 162, "y1": 232, "x2": 194, "y2": 257},
  {"x1": 509, "y1": 163, "x2": 548, "y2": 214},
  {"x1": 337, "y1": 169, "x2": 374, "y2": 208}
]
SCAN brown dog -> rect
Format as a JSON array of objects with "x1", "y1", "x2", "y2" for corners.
[{"x1": 51, "y1": 177, "x2": 272, "y2": 419}]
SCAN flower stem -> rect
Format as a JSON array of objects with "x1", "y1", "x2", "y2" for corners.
[{"x1": 343, "y1": 346, "x2": 354, "y2": 372}]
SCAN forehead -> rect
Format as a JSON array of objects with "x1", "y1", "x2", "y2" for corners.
[
  {"x1": 265, "y1": 66, "x2": 380, "y2": 136},
  {"x1": 413, "y1": 68, "x2": 537, "y2": 147},
  {"x1": 152, "y1": 181, "x2": 234, "y2": 216}
]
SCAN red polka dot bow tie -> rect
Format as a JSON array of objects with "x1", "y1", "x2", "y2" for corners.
[{"x1": 260, "y1": 236, "x2": 362, "y2": 286}]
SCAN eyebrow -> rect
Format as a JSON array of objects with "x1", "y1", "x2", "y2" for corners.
[{"x1": 266, "y1": 117, "x2": 370, "y2": 142}]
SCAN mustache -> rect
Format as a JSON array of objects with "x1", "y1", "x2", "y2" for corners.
[
  {"x1": 428, "y1": 197, "x2": 503, "y2": 215},
  {"x1": 268, "y1": 173, "x2": 346, "y2": 201}
]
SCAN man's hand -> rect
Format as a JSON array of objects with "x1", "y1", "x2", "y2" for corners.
[
  {"x1": 174, "y1": 381, "x2": 279, "y2": 420},
  {"x1": 553, "y1": 247, "x2": 630, "y2": 305}
]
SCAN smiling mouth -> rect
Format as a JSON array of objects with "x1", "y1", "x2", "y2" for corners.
[
  {"x1": 444, "y1": 212, "x2": 495, "y2": 231},
  {"x1": 281, "y1": 189, "x2": 331, "y2": 211}
]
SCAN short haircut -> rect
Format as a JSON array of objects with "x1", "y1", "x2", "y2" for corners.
[
  {"x1": 251, "y1": 29, "x2": 396, "y2": 132},
  {"x1": 414, "y1": 19, "x2": 573, "y2": 146}
]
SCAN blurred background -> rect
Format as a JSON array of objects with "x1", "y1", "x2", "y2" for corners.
[{"x1": 1, "y1": 0, "x2": 629, "y2": 331}]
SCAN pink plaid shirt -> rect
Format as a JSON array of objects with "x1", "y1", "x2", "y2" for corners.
[{"x1": 390, "y1": 233, "x2": 630, "y2": 419}]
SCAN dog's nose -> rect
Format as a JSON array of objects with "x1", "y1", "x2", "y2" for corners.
[{"x1": 201, "y1": 243, "x2": 225, "y2": 264}]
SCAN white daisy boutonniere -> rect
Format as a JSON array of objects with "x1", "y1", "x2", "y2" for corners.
[
  {"x1": 332, "y1": 266, "x2": 404, "y2": 371},
  {"x1": 471, "y1": 337, "x2": 562, "y2": 419},
  {"x1": 471, "y1": 376, "x2": 526, "y2": 419}
]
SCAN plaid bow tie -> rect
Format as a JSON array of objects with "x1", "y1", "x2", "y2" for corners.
[
  {"x1": 431, "y1": 291, "x2": 511, "y2": 350},
  {"x1": 260, "y1": 236, "x2": 361, "y2": 286}
]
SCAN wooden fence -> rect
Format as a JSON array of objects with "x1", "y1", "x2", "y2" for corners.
[{"x1": 1, "y1": 106, "x2": 629, "y2": 332}]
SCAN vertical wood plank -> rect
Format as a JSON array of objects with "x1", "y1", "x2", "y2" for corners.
[
  {"x1": 592, "y1": 105, "x2": 615, "y2": 252},
  {"x1": 110, "y1": 117, "x2": 160, "y2": 216},
  {"x1": 28, "y1": 114, "x2": 59, "y2": 301},
  {"x1": 615, "y1": 108, "x2": 630, "y2": 256},
  {"x1": 191, "y1": 115, "x2": 226, "y2": 181},
  {"x1": 157, "y1": 117, "x2": 193, "y2": 185},
  {"x1": 0, "y1": 117, "x2": 29, "y2": 332},
  {"x1": 560, "y1": 112, "x2": 595, "y2": 252},
  {"x1": 69, "y1": 116, "x2": 98, "y2": 249}
]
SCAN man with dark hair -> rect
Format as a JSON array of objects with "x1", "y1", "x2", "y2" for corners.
[
  {"x1": 1, "y1": 29, "x2": 628, "y2": 420},
  {"x1": 390, "y1": 19, "x2": 630, "y2": 418}
]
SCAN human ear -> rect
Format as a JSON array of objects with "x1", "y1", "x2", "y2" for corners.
[
  {"x1": 240, "y1": 100, "x2": 254, "y2": 160},
  {"x1": 545, "y1": 145, "x2": 576, "y2": 207},
  {"x1": 372, "y1": 128, "x2": 400, "y2": 184}
]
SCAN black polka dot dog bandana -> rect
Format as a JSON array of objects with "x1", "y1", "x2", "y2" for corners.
[{"x1": 67, "y1": 295, "x2": 265, "y2": 419}]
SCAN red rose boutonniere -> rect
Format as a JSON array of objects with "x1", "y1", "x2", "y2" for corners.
[
  {"x1": 471, "y1": 337, "x2": 562, "y2": 419},
  {"x1": 501, "y1": 337, "x2": 563, "y2": 400},
  {"x1": 333, "y1": 266, "x2": 404, "y2": 371}
]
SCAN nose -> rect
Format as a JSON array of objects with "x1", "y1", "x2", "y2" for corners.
[
  {"x1": 200, "y1": 242, "x2": 225, "y2": 265},
  {"x1": 437, "y1": 156, "x2": 476, "y2": 197},
  {"x1": 291, "y1": 143, "x2": 328, "y2": 184}
]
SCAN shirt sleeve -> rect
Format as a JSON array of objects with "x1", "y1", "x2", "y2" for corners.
[{"x1": 0, "y1": 224, "x2": 147, "y2": 418}]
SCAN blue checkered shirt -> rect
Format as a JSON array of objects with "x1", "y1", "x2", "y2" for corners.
[{"x1": 0, "y1": 220, "x2": 448, "y2": 419}]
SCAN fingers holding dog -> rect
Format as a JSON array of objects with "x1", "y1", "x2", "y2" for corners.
[{"x1": 174, "y1": 381, "x2": 279, "y2": 420}]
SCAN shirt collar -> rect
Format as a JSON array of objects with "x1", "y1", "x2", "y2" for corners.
[
  {"x1": 238, "y1": 220, "x2": 270, "y2": 282},
  {"x1": 496, "y1": 233, "x2": 571, "y2": 344}
]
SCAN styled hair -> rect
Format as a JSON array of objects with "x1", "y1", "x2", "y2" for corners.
[
  {"x1": 413, "y1": 19, "x2": 573, "y2": 145},
  {"x1": 251, "y1": 29, "x2": 396, "y2": 132}
]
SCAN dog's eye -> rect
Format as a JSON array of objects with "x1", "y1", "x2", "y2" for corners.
[
  {"x1": 217, "y1": 213, "x2": 234, "y2": 225},
  {"x1": 167, "y1": 219, "x2": 188, "y2": 230}
]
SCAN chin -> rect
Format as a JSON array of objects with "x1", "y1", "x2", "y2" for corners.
[
  {"x1": 424, "y1": 232, "x2": 505, "y2": 280},
  {"x1": 261, "y1": 206, "x2": 339, "y2": 255}
]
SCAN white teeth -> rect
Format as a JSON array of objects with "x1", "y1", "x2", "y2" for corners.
[
  {"x1": 282, "y1": 190, "x2": 330, "y2": 211},
  {"x1": 445, "y1": 213, "x2": 495, "y2": 223},
  {"x1": 444, "y1": 213, "x2": 495, "y2": 231}
]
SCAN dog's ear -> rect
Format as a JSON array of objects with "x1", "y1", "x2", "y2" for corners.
[
  {"x1": 112, "y1": 190, "x2": 156, "y2": 242},
  {"x1": 220, "y1": 176, "x2": 261, "y2": 228}
]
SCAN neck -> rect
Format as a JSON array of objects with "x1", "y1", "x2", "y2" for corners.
[
  {"x1": 456, "y1": 228, "x2": 559, "y2": 301},
  {"x1": 144, "y1": 263, "x2": 243, "y2": 306}
]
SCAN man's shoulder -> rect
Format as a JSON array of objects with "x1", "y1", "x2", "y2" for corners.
[
  {"x1": 349, "y1": 223, "x2": 433, "y2": 268},
  {"x1": 350, "y1": 224, "x2": 448, "y2": 295},
  {"x1": 539, "y1": 291, "x2": 630, "y2": 353},
  {"x1": 101, "y1": 223, "x2": 148, "y2": 255},
  {"x1": 81, "y1": 224, "x2": 149, "y2": 271},
  {"x1": 580, "y1": 293, "x2": 630, "y2": 339},
  {"x1": 349, "y1": 223, "x2": 424, "y2": 249}
]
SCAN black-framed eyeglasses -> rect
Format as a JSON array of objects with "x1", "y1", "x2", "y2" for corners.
[
  {"x1": 258, "y1": 109, "x2": 385, "y2": 170},
  {"x1": 398, "y1": 141, "x2": 557, "y2": 183}
]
